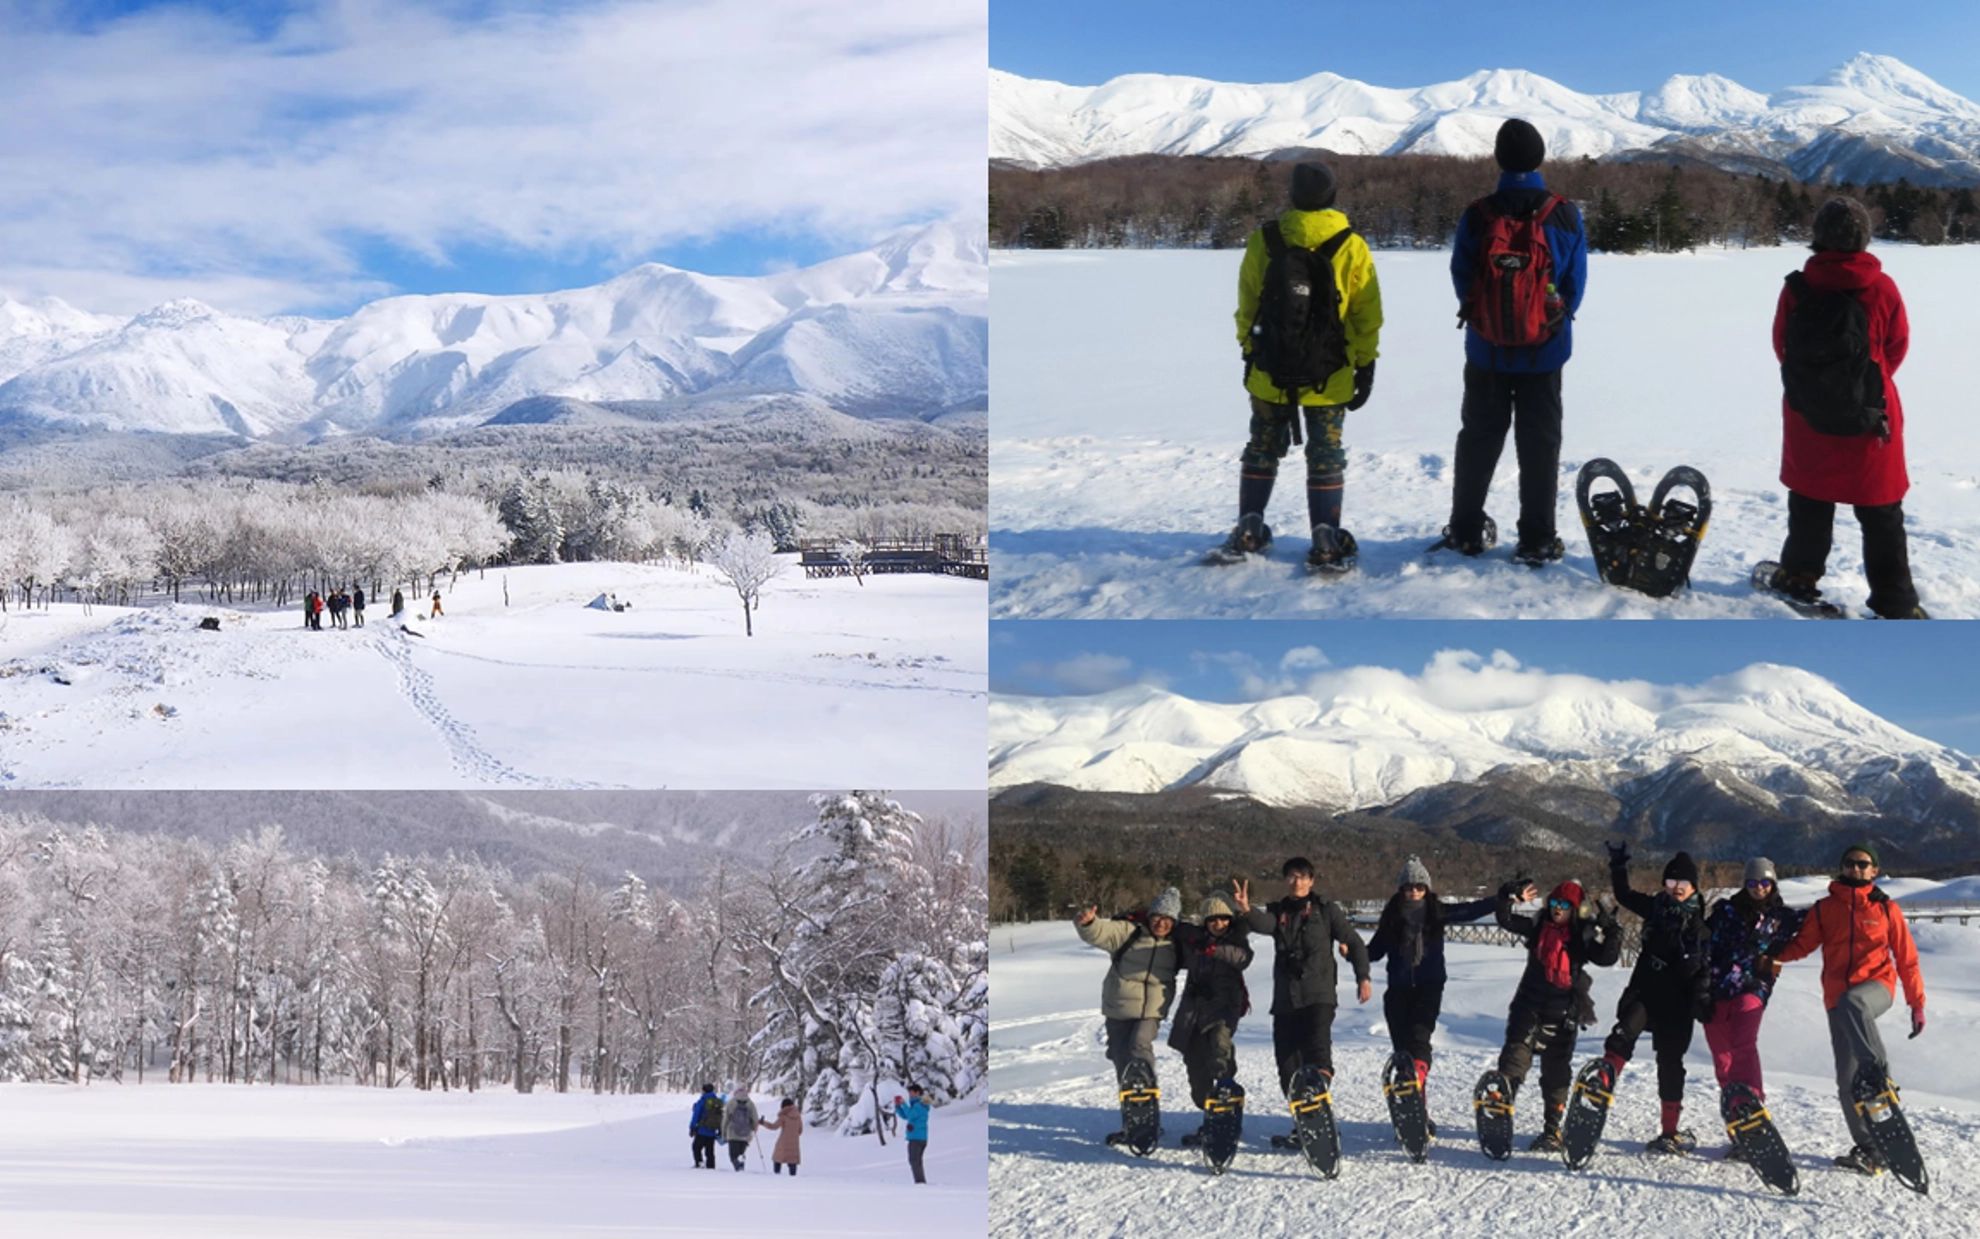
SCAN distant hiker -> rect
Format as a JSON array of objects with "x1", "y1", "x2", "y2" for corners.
[
  {"x1": 328, "y1": 589, "x2": 348, "y2": 630},
  {"x1": 431, "y1": 590, "x2": 445, "y2": 618},
  {"x1": 303, "y1": 591, "x2": 318, "y2": 630},
  {"x1": 1702, "y1": 856, "x2": 1805, "y2": 1156},
  {"x1": 352, "y1": 586, "x2": 366, "y2": 628},
  {"x1": 1440, "y1": 117, "x2": 1588, "y2": 565},
  {"x1": 1764, "y1": 196, "x2": 1925, "y2": 618},
  {"x1": 1074, "y1": 888, "x2": 1181, "y2": 1146},
  {"x1": 311, "y1": 591, "x2": 326, "y2": 630},
  {"x1": 1233, "y1": 857, "x2": 1371, "y2": 1147},
  {"x1": 689, "y1": 1083, "x2": 723, "y2": 1169},
  {"x1": 1771, "y1": 842, "x2": 1927, "y2": 1176},
  {"x1": 758, "y1": 1097, "x2": 802, "y2": 1175},
  {"x1": 1494, "y1": 877, "x2": 1622, "y2": 1150},
  {"x1": 1596, "y1": 845, "x2": 1712, "y2": 1154},
  {"x1": 723, "y1": 1086, "x2": 760, "y2": 1171},
  {"x1": 391, "y1": 588, "x2": 405, "y2": 618},
  {"x1": 1364, "y1": 856, "x2": 1498, "y2": 1135},
  {"x1": 1219, "y1": 159, "x2": 1384, "y2": 572},
  {"x1": 895, "y1": 1083, "x2": 931, "y2": 1184},
  {"x1": 1167, "y1": 891, "x2": 1253, "y2": 1147}
]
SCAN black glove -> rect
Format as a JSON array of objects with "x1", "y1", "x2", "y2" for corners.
[
  {"x1": 1694, "y1": 995, "x2": 1716, "y2": 1024},
  {"x1": 1606, "y1": 840, "x2": 1630, "y2": 868},
  {"x1": 1345, "y1": 361, "x2": 1376, "y2": 411}
]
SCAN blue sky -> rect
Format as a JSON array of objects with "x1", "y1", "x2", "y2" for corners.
[
  {"x1": 991, "y1": 621, "x2": 1980, "y2": 752},
  {"x1": 0, "y1": 0, "x2": 984, "y2": 315},
  {"x1": 991, "y1": 0, "x2": 1980, "y2": 101}
]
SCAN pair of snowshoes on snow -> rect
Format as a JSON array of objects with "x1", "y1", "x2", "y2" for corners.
[
  {"x1": 1204, "y1": 514, "x2": 1357, "y2": 576},
  {"x1": 1575, "y1": 458, "x2": 1711, "y2": 598}
]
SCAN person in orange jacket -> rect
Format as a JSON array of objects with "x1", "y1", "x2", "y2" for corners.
[{"x1": 1772, "y1": 841, "x2": 1926, "y2": 1176}]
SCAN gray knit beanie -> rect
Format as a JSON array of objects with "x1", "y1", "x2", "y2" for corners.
[
  {"x1": 1743, "y1": 857, "x2": 1778, "y2": 885},
  {"x1": 1149, "y1": 887, "x2": 1182, "y2": 920},
  {"x1": 1399, "y1": 855, "x2": 1432, "y2": 888}
]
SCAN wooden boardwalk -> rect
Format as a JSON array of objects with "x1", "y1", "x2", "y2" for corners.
[{"x1": 799, "y1": 535, "x2": 987, "y2": 580}]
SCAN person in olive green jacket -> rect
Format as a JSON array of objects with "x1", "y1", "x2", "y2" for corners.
[
  {"x1": 1075, "y1": 887, "x2": 1183, "y2": 1098},
  {"x1": 1220, "y1": 160, "x2": 1384, "y2": 571}
]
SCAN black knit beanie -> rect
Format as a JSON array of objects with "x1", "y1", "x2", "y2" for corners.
[
  {"x1": 1291, "y1": 162, "x2": 1337, "y2": 211},
  {"x1": 1812, "y1": 197, "x2": 1872, "y2": 253},
  {"x1": 1494, "y1": 118, "x2": 1545, "y2": 173},
  {"x1": 1662, "y1": 852, "x2": 1700, "y2": 887}
]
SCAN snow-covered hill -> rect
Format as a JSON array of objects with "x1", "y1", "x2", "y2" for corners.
[
  {"x1": 0, "y1": 218, "x2": 987, "y2": 439},
  {"x1": 991, "y1": 53, "x2": 1980, "y2": 185},
  {"x1": 988, "y1": 663, "x2": 1980, "y2": 855}
]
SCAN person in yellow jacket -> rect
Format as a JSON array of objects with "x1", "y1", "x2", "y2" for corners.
[{"x1": 1218, "y1": 161, "x2": 1383, "y2": 572}]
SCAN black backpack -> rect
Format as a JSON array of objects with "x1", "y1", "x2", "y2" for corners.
[
  {"x1": 1780, "y1": 272, "x2": 1888, "y2": 438},
  {"x1": 1247, "y1": 222, "x2": 1353, "y2": 401}
]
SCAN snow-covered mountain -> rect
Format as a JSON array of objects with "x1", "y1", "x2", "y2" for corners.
[
  {"x1": 0, "y1": 218, "x2": 988, "y2": 439},
  {"x1": 991, "y1": 54, "x2": 1980, "y2": 186},
  {"x1": 989, "y1": 666, "x2": 1980, "y2": 858}
]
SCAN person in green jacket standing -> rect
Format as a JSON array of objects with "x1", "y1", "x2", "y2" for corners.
[{"x1": 1218, "y1": 160, "x2": 1384, "y2": 572}]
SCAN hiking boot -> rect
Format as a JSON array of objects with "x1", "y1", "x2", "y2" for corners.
[
  {"x1": 1512, "y1": 536, "x2": 1565, "y2": 567},
  {"x1": 1646, "y1": 1130, "x2": 1697, "y2": 1155},
  {"x1": 1306, "y1": 524, "x2": 1358, "y2": 573},
  {"x1": 1834, "y1": 1144, "x2": 1885, "y2": 1176},
  {"x1": 1270, "y1": 1130, "x2": 1303, "y2": 1150},
  {"x1": 1219, "y1": 513, "x2": 1273, "y2": 558},
  {"x1": 1179, "y1": 1126, "x2": 1205, "y2": 1148},
  {"x1": 1765, "y1": 566, "x2": 1824, "y2": 604},
  {"x1": 1433, "y1": 514, "x2": 1498, "y2": 556},
  {"x1": 1103, "y1": 1130, "x2": 1128, "y2": 1147},
  {"x1": 1528, "y1": 1126, "x2": 1564, "y2": 1153}
]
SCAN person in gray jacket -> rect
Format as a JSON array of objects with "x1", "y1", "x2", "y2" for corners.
[
  {"x1": 1075, "y1": 887, "x2": 1183, "y2": 1143},
  {"x1": 722, "y1": 1086, "x2": 761, "y2": 1171},
  {"x1": 1234, "y1": 856, "x2": 1371, "y2": 1147}
]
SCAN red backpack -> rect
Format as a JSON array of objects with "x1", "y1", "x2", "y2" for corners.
[{"x1": 1465, "y1": 195, "x2": 1565, "y2": 348}]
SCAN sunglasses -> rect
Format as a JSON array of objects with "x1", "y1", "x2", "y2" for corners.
[
  {"x1": 1744, "y1": 879, "x2": 1775, "y2": 890},
  {"x1": 1843, "y1": 859, "x2": 1876, "y2": 871},
  {"x1": 1663, "y1": 878, "x2": 1692, "y2": 889},
  {"x1": 1547, "y1": 898, "x2": 1573, "y2": 912},
  {"x1": 1402, "y1": 884, "x2": 1428, "y2": 893}
]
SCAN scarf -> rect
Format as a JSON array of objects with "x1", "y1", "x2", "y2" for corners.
[
  {"x1": 1537, "y1": 919, "x2": 1573, "y2": 991},
  {"x1": 1397, "y1": 900, "x2": 1427, "y2": 970}
]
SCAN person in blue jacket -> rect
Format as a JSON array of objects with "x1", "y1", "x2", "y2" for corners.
[
  {"x1": 1440, "y1": 117, "x2": 1589, "y2": 565},
  {"x1": 688, "y1": 1083, "x2": 722, "y2": 1169},
  {"x1": 1364, "y1": 855, "x2": 1497, "y2": 1135},
  {"x1": 892, "y1": 1083, "x2": 931, "y2": 1184}
]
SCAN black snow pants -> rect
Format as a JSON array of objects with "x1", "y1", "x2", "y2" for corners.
[
  {"x1": 1602, "y1": 984, "x2": 1696, "y2": 1103},
  {"x1": 1383, "y1": 983, "x2": 1444, "y2": 1070},
  {"x1": 691, "y1": 1134, "x2": 716, "y2": 1167},
  {"x1": 1780, "y1": 490, "x2": 1919, "y2": 618},
  {"x1": 1499, "y1": 994, "x2": 1577, "y2": 1113},
  {"x1": 1271, "y1": 1003, "x2": 1336, "y2": 1095},
  {"x1": 1449, "y1": 364, "x2": 1565, "y2": 547},
  {"x1": 1181, "y1": 1020, "x2": 1238, "y2": 1111}
]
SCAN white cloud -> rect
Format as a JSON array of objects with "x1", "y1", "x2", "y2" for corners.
[
  {"x1": 0, "y1": 0, "x2": 986, "y2": 313},
  {"x1": 1194, "y1": 644, "x2": 1333, "y2": 698},
  {"x1": 1016, "y1": 652, "x2": 1151, "y2": 695}
]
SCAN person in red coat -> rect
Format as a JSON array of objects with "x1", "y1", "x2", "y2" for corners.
[{"x1": 1767, "y1": 196, "x2": 1924, "y2": 618}]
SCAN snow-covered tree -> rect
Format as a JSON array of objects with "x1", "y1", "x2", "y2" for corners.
[{"x1": 709, "y1": 528, "x2": 783, "y2": 637}]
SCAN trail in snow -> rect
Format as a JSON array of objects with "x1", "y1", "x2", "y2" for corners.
[{"x1": 372, "y1": 630, "x2": 571, "y2": 788}]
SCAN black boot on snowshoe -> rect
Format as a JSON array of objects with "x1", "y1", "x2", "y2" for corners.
[
  {"x1": 1270, "y1": 1129, "x2": 1303, "y2": 1150},
  {"x1": 1834, "y1": 1144, "x2": 1885, "y2": 1176},
  {"x1": 1529, "y1": 1125, "x2": 1564, "y2": 1153},
  {"x1": 1646, "y1": 1130, "x2": 1697, "y2": 1155},
  {"x1": 1306, "y1": 524, "x2": 1358, "y2": 574},
  {"x1": 1512, "y1": 535, "x2": 1565, "y2": 567},
  {"x1": 1179, "y1": 1126, "x2": 1206, "y2": 1149},
  {"x1": 1765, "y1": 566, "x2": 1824, "y2": 605},
  {"x1": 1218, "y1": 513, "x2": 1273, "y2": 559},
  {"x1": 1104, "y1": 1130, "x2": 1128, "y2": 1147},
  {"x1": 1431, "y1": 515, "x2": 1497, "y2": 557}
]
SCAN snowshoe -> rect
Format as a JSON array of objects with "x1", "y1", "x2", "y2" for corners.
[
  {"x1": 1287, "y1": 1064, "x2": 1342, "y2": 1179},
  {"x1": 1305, "y1": 524, "x2": 1359, "y2": 576},
  {"x1": 1722, "y1": 1082, "x2": 1798, "y2": 1195},
  {"x1": 1428, "y1": 515, "x2": 1497, "y2": 557},
  {"x1": 1201, "y1": 1079, "x2": 1244, "y2": 1175},
  {"x1": 1511, "y1": 535, "x2": 1565, "y2": 568},
  {"x1": 1645, "y1": 1129, "x2": 1698, "y2": 1155},
  {"x1": 1852, "y1": 1062, "x2": 1929, "y2": 1194},
  {"x1": 1383, "y1": 1052, "x2": 1431, "y2": 1162},
  {"x1": 1750, "y1": 560, "x2": 1846, "y2": 619},
  {"x1": 1561, "y1": 1058, "x2": 1617, "y2": 1170},
  {"x1": 1205, "y1": 513, "x2": 1273, "y2": 565},
  {"x1": 1630, "y1": 467, "x2": 1711, "y2": 597},
  {"x1": 1833, "y1": 1144, "x2": 1885, "y2": 1177},
  {"x1": 1576, "y1": 458, "x2": 1639, "y2": 586},
  {"x1": 1116, "y1": 1059, "x2": 1161, "y2": 1157},
  {"x1": 1471, "y1": 1069, "x2": 1514, "y2": 1162}
]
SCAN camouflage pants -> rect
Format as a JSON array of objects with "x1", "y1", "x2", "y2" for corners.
[{"x1": 1239, "y1": 396, "x2": 1348, "y2": 481}]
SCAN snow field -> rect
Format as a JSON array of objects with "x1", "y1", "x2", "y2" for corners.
[
  {"x1": 0, "y1": 560, "x2": 986, "y2": 787},
  {"x1": 990, "y1": 912, "x2": 1980, "y2": 1237},
  {"x1": 989, "y1": 245, "x2": 1980, "y2": 618},
  {"x1": 0, "y1": 1085, "x2": 987, "y2": 1238}
]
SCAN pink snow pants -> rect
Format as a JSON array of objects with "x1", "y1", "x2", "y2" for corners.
[{"x1": 1703, "y1": 992, "x2": 1767, "y2": 1097}]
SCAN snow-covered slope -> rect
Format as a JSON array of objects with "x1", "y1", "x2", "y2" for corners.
[
  {"x1": 988, "y1": 664, "x2": 1980, "y2": 824},
  {"x1": 991, "y1": 54, "x2": 1980, "y2": 185},
  {"x1": 0, "y1": 218, "x2": 988, "y2": 438}
]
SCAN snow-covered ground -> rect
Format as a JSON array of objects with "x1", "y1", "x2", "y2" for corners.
[
  {"x1": 0, "y1": 1085, "x2": 986, "y2": 1238},
  {"x1": 0, "y1": 560, "x2": 986, "y2": 787},
  {"x1": 990, "y1": 882, "x2": 1980, "y2": 1236},
  {"x1": 990, "y1": 245, "x2": 1980, "y2": 618}
]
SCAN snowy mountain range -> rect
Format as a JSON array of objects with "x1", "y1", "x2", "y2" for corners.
[
  {"x1": 0, "y1": 218, "x2": 987, "y2": 440},
  {"x1": 989, "y1": 666, "x2": 1980, "y2": 863},
  {"x1": 991, "y1": 53, "x2": 1980, "y2": 186}
]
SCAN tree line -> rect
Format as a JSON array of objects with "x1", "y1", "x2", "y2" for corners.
[
  {"x1": 0, "y1": 793, "x2": 988, "y2": 1133},
  {"x1": 991, "y1": 153, "x2": 1980, "y2": 254}
]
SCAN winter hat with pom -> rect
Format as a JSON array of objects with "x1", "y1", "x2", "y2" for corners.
[
  {"x1": 1291, "y1": 161, "x2": 1337, "y2": 211},
  {"x1": 1494, "y1": 119, "x2": 1546, "y2": 173},
  {"x1": 1149, "y1": 887, "x2": 1183, "y2": 920},
  {"x1": 1663, "y1": 852, "x2": 1700, "y2": 887},
  {"x1": 1399, "y1": 855, "x2": 1432, "y2": 888},
  {"x1": 1812, "y1": 197, "x2": 1872, "y2": 253},
  {"x1": 1199, "y1": 893, "x2": 1236, "y2": 921}
]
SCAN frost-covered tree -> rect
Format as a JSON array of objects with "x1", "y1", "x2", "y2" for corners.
[{"x1": 709, "y1": 528, "x2": 783, "y2": 637}]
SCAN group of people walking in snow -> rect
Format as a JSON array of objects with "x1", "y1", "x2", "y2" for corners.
[
  {"x1": 687, "y1": 1082, "x2": 934, "y2": 1183},
  {"x1": 1222, "y1": 115, "x2": 1925, "y2": 617},
  {"x1": 302, "y1": 586, "x2": 364, "y2": 630},
  {"x1": 1077, "y1": 841, "x2": 1926, "y2": 1173}
]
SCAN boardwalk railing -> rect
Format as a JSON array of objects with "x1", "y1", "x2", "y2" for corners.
[{"x1": 798, "y1": 535, "x2": 988, "y2": 580}]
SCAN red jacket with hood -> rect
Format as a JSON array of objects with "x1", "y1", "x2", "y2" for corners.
[
  {"x1": 1776, "y1": 879, "x2": 1925, "y2": 1014},
  {"x1": 1773, "y1": 250, "x2": 1910, "y2": 507}
]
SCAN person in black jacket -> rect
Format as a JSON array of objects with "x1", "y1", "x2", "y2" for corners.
[
  {"x1": 1495, "y1": 876, "x2": 1622, "y2": 1150},
  {"x1": 1168, "y1": 891, "x2": 1254, "y2": 1146},
  {"x1": 1234, "y1": 855, "x2": 1371, "y2": 1148},
  {"x1": 1596, "y1": 843, "x2": 1712, "y2": 1154},
  {"x1": 352, "y1": 586, "x2": 366, "y2": 628},
  {"x1": 1365, "y1": 855, "x2": 1496, "y2": 1135}
]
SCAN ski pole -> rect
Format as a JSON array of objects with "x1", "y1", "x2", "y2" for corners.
[{"x1": 753, "y1": 1129, "x2": 767, "y2": 1170}]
